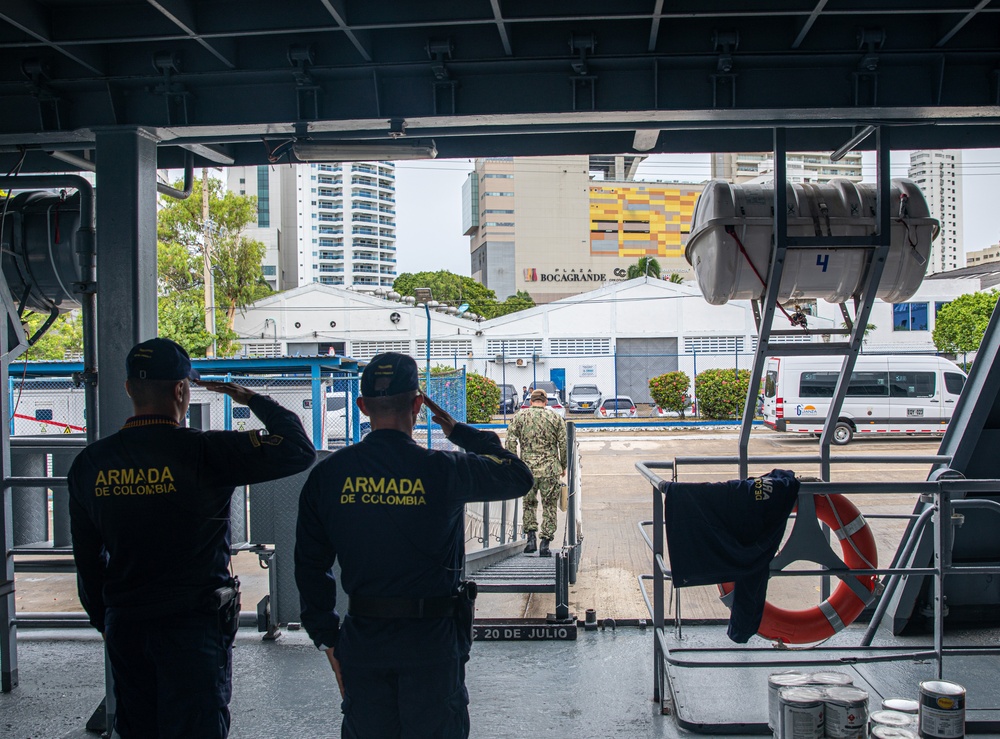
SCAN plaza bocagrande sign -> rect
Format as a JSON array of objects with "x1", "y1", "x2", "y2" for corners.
[{"x1": 523, "y1": 267, "x2": 615, "y2": 283}]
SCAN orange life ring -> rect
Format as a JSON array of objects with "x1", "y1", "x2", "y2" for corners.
[{"x1": 717, "y1": 493, "x2": 878, "y2": 644}]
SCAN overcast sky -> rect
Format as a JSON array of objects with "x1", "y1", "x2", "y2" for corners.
[{"x1": 393, "y1": 150, "x2": 1000, "y2": 277}]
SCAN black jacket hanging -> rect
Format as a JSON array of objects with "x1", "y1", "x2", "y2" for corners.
[{"x1": 663, "y1": 469, "x2": 799, "y2": 642}]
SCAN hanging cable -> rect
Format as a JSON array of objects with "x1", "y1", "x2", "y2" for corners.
[{"x1": 725, "y1": 226, "x2": 799, "y2": 325}]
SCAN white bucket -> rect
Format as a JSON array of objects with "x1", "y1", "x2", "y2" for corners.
[
  {"x1": 768, "y1": 672, "x2": 813, "y2": 731},
  {"x1": 686, "y1": 178, "x2": 938, "y2": 305},
  {"x1": 825, "y1": 686, "x2": 870, "y2": 739},
  {"x1": 778, "y1": 686, "x2": 826, "y2": 739}
]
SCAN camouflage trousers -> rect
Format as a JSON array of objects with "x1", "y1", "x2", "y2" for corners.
[{"x1": 522, "y1": 475, "x2": 560, "y2": 541}]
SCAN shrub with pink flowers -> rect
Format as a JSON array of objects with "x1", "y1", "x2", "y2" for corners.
[{"x1": 694, "y1": 368, "x2": 751, "y2": 419}]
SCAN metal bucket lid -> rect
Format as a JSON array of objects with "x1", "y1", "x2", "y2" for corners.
[
  {"x1": 882, "y1": 698, "x2": 919, "y2": 714},
  {"x1": 780, "y1": 686, "x2": 826, "y2": 704},
  {"x1": 871, "y1": 727, "x2": 917, "y2": 739},
  {"x1": 769, "y1": 672, "x2": 813, "y2": 688},
  {"x1": 809, "y1": 671, "x2": 854, "y2": 686},
  {"x1": 920, "y1": 680, "x2": 965, "y2": 696},
  {"x1": 870, "y1": 710, "x2": 913, "y2": 728},
  {"x1": 825, "y1": 686, "x2": 869, "y2": 704}
]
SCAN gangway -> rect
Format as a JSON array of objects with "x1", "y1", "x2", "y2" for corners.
[{"x1": 464, "y1": 421, "x2": 583, "y2": 635}]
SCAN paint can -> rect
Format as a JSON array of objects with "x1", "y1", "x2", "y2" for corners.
[
  {"x1": 871, "y1": 710, "x2": 917, "y2": 732},
  {"x1": 882, "y1": 698, "x2": 919, "y2": 716},
  {"x1": 778, "y1": 686, "x2": 826, "y2": 739},
  {"x1": 768, "y1": 672, "x2": 813, "y2": 731},
  {"x1": 809, "y1": 671, "x2": 854, "y2": 688},
  {"x1": 918, "y1": 680, "x2": 965, "y2": 739},
  {"x1": 871, "y1": 727, "x2": 918, "y2": 739},
  {"x1": 824, "y1": 686, "x2": 870, "y2": 739}
]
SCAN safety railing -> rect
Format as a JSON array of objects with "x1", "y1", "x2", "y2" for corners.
[{"x1": 635, "y1": 454, "x2": 1000, "y2": 719}]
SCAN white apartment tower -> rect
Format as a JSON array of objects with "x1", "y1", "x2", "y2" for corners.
[
  {"x1": 227, "y1": 162, "x2": 398, "y2": 291},
  {"x1": 710, "y1": 151, "x2": 863, "y2": 183},
  {"x1": 908, "y1": 150, "x2": 963, "y2": 274}
]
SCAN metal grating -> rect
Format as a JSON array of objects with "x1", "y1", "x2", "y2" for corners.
[{"x1": 473, "y1": 552, "x2": 557, "y2": 594}]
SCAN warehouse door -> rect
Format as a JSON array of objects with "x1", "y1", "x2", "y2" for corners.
[{"x1": 616, "y1": 338, "x2": 679, "y2": 405}]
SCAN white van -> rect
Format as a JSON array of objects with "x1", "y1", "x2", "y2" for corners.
[{"x1": 761, "y1": 355, "x2": 966, "y2": 445}]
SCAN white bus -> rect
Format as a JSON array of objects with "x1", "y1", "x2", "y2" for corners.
[{"x1": 761, "y1": 354, "x2": 966, "y2": 445}]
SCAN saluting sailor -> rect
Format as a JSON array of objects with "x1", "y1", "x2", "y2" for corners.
[
  {"x1": 68, "y1": 337, "x2": 316, "y2": 739},
  {"x1": 294, "y1": 352, "x2": 533, "y2": 739}
]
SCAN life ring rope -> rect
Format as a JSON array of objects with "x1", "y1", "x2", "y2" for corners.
[{"x1": 820, "y1": 492, "x2": 878, "y2": 570}]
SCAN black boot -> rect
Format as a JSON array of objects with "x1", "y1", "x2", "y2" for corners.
[
  {"x1": 524, "y1": 531, "x2": 537, "y2": 554},
  {"x1": 538, "y1": 538, "x2": 551, "y2": 557}
]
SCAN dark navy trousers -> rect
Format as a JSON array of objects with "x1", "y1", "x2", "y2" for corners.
[
  {"x1": 339, "y1": 657, "x2": 470, "y2": 739},
  {"x1": 105, "y1": 608, "x2": 234, "y2": 739}
]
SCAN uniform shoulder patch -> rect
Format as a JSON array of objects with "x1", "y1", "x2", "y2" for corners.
[{"x1": 259, "y1": 433, "x2": 284, "y2": 447}]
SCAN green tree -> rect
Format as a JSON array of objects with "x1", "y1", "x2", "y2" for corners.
[
  {"x1": 668, "y1": 273, "x2": 684, "y2": 284},
  {"x1": 157, "y1": 176, "x2": 273, "y2": 356},
  {"x1": 495, "y1": 290, "x2": 535, "y2": 317},
  {"x1": 933, "y1": 290, "x2": 1000, "y2": 364},
  {"x1": 21, "y1": 310, "x2": 83, "y2": 360},
  {"x1": 393, "y1": 271, "x2": 534, "y2": 319},
  {"x1": 626, "y1": 256, "x2": 661, "y2": 280}
]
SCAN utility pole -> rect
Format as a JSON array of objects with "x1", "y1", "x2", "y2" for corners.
[{"x1": 201, "y1": 168, "x2": 217, "y2": 357}]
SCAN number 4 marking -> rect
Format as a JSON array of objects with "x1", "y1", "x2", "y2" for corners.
[{"x1": 816, "y1": 254, "x2": 829, "y2": 272}]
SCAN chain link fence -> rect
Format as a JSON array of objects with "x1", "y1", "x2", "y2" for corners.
[
  {"x1": 433, "y1": 352, "x2": 763, "y2": 419},
  {"x1": 9, "y1": 373, "x2": 380, "y2": 451},
  {"x1": 10, "y1": 378, "x2": 88, "y2": 436}
]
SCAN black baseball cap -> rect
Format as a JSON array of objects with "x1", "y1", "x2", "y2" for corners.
[
  {"x1": 361, "y1": 352, "x2": 419, "y2": 397},
  {"x1": 126, "y1": 338, "x2": 200, "y2": 382}
]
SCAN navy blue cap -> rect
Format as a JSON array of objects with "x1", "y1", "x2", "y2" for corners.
[
  {"x1": 361, "y1": 352, "x2": 419, "y2": 397},
  {"x1": 126, "y1": 338, "x2": 200, "y2": 382}
]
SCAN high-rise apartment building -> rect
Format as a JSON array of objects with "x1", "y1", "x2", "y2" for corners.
[
  {"x1": 227, "y1": 162, "x2": 398, "y2": 291},
  {"x1": 464, "y1": 156, "x2": 700, "y2": 303},
  {"x1": 908, "y1": 150, "x2": 963, "y2": 274},
  {"x1": 710, "y1": 151, "x2": 863, "y2": 183}
]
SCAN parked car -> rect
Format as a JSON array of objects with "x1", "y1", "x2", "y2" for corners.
[
  {"x1": 498, "y1": 383, "x2": 519, "y2": 414},
  {"x1": 327, "y1": 394, "x2": 371, "y2": 447},
  {"x1": 568, "y1": 384, "x2": 602, "y2": 413},
  {"x1": 532, "y1": 380, "x2": 563, "y2": 401},
  {"x1": 519, "y1": 393, "x2": 567, "y2": 418},
  {"x1": 596, "y1": 396, "x2": 637, "y2": 418}
]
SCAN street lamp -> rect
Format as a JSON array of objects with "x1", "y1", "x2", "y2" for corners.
[{"x1": 413, "y1": 287, "x2": 433, "y2": 448}]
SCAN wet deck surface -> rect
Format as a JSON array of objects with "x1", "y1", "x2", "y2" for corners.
[
  {"x1": 4, "y1": 625, "x2": 676, "y2": 739},
  {"x1": 6, "y1": 623, "x2": 1000, "y2": 738}
]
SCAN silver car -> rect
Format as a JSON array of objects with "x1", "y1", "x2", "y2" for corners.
[
  {"x1": 568, "y1": 384, "x2": 602, "y2": 413},
  {"x1": 595, "y1": 396, "x2": 637, "y2": 418}
]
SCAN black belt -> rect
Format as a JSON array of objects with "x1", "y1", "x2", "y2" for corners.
[{"x1": 348, "y1": 594, "x2": 460, "y2": 619}]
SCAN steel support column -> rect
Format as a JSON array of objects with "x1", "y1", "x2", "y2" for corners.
[{"x1": 95, "y1": 128, "x2": 160, "y2": 433}]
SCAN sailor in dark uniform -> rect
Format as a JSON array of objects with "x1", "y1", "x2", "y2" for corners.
[
  {"x1": 295, "y1": 352, "x2": 533, "y2": 739},
  {"x1": 68, "y1": 337, "x2": 316, "y2": 739}
]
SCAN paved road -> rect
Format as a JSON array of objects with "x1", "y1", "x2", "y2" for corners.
[{"x1": 476, "y1": 427, "x2": 943, "y2": 622}]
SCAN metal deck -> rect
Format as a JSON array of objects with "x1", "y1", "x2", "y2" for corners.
[
  {"x1": 6, "y1": 623, "x2": 1000, "y2": 738},
  {"x1": 660, "y1": 625, "x2": 1000, "y2": 735}
]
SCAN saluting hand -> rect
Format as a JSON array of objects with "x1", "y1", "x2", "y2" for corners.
[
  {"x1": 195, "y1": 380, "x2": 257, "y2": 406},
  {"x1": 421, "y1": 392, "x2": 456, "y2": 437}
]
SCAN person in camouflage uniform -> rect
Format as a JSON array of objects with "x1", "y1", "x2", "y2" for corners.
[{"x1": 505, "y1": 389, "x2": 568, "y2": 556}]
